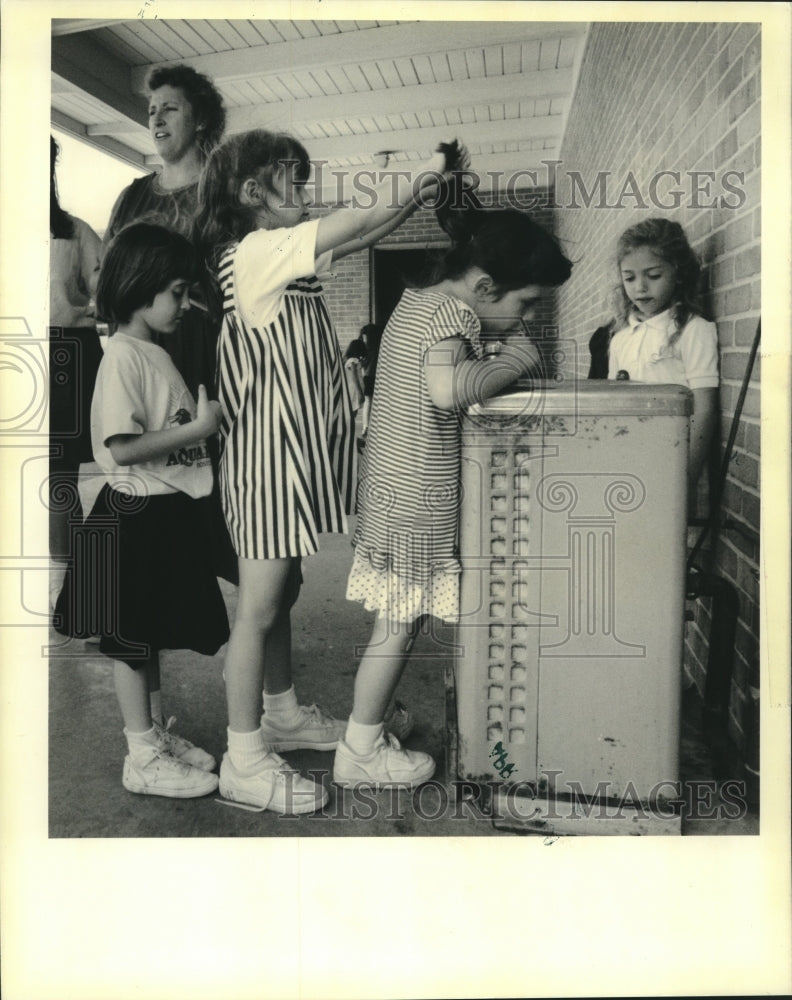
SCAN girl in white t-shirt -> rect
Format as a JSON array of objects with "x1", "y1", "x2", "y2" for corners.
[
  {"x1": 55, "y1": 222, "x2": 229, "y2": 799},
  {"x1": 608, "y1": 218, "x2": 719, "y2": 499},
  {"x1": 195, "y1": 129, "x2": 466, "y2": 814}
]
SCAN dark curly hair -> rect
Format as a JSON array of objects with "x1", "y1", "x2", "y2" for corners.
[
  {"x1": 614, "y1": 218, "x2": 706, "y2": 343},
  {"x1": 146, "y1": 64, "x2": 226, "y2": 160}
]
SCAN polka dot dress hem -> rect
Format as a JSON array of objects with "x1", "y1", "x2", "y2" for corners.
[{"x1": 346, "y1": 549, "x2": 460, "y2": 624}]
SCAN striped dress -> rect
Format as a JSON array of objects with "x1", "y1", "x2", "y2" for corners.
[
  {"x1": 347, "y1": 289, "x2": 483, "y2": 623},
  {"x1": 215, "y1": 224, "x2": 356, "y2": 560}
]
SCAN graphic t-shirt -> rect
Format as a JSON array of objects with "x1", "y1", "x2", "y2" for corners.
[{"x1": 91, "y1": 333, "x2": 212, "y2": 498}]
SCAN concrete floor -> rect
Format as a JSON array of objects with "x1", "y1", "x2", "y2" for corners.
[{"x1": 48, "y1": 466, "x2": 759, "y2": 839}]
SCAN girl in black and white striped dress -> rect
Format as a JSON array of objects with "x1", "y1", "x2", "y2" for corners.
[
  {"x1": 334, "y1": 204, "x2": 573, "y2": 791},
  {"x1": 195, "y1": 130, "x2": 464, "y2": 814}
]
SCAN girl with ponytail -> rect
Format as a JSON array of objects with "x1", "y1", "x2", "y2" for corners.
[{"x1": 334, "y1": 178, "x2": 573, "y2": 791}]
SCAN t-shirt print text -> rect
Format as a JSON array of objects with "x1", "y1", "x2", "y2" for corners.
[
  {"x1": 166, "y1": 442, "x2": 210, "y2": 468},
  {"x1": 166, "y1": 405, "x2": 209, "y2": 468}
]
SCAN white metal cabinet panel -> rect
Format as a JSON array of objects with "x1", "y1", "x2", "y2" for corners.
[
  {"x1": 455, "y1": 382, "x2": 691, "y2": 804},
  {"x1": 532, "y1": 408, "x2": 688, "y2": 799},
  {"x1": 457, "y1": 429, "x2": 544, "y2": 781}
]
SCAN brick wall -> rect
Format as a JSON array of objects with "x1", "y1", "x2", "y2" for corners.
[{"x1": 552, "y1": 22, "x2": 761, "y2": 764}]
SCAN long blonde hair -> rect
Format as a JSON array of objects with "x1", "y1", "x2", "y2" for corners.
[{"x1": 614, "y1": 218, "x2": 706, "y2": 345}]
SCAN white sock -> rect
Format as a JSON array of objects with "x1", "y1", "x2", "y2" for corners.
[
  {"x1": 344, "y1": 716, "x2": 384, "y2": 756},
  {"x1": 149, "y1": 692, "x2": 164, "y2": 727},
  {"x1": 227, "y1": 727, "x2": 275, "y2": 773},
  {"x1": 262, "y1": 685, "x2": 301, "y2": 728},
  {"x1": 124, "y1": 725, "x2": 157, "y2": 760}
]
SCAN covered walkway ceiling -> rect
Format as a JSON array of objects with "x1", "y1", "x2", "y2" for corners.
[{"x1": 52, "y1": 17, "x2": 589, "y2": 193}]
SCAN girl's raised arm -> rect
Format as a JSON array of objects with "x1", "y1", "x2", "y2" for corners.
[
  {"x1": 315, "y1": 146, "x2": 461, "y2": 259},
  {"x1": 331, "y1": 201, "x2": 421, "y2": 262}
]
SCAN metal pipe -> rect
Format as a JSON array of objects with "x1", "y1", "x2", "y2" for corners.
[
  {"x1": 686, "y1": 569, "x2": 740, "y2": 780},
  {"x1": 687, "y1": 318, "x2": 761, "y2": 572},
  {"x1": 687, "y1": 516, "x2": 760, "y2": 548}
]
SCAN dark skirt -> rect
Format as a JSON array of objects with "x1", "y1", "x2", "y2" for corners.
[
  {"x1": 54, "y1": 483, "x2": 230, "y2": 668},
  {"x1": 49, "y1": 326, "x2": 103, "y2": 472}
]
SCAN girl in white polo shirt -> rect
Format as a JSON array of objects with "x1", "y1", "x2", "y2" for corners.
[{"x1": 608, "y1": 218, "x2": 719, "y2": 501}]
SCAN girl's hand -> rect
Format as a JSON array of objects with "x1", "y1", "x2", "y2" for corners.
[
  {"x1": 423, "y1": 141, "x2": 479, "y2": 224},
  {"x1": 420, "y1": 141, "x2": 472, "y2": 198},
  {"x1": 194, "y1": 384, "x2": 223, "y2": 436},
  {"x1": 436, "y1": 140, "x2": 471, "y2": 174},
  {"x1": 502, "y1": 332, "x2": 541, "y2": 374}
]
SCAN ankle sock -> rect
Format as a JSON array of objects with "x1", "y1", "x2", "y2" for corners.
[
  {"x1": 227, "y1": 727, "x2": 273, "y2": 773},
  {"x1": 49, "y1": 562, "x2": 67, "y2": 613},
  {"x1": 149, "y1": 692, "x2": 164, "y2": 727},
  {"x1": 124, "y1": 725, "x2": 158, "y2": 760},
  {"x1": 344, "y1": 717, "x2": 384, "y2": 756},
  {"x1": 262, "y1": 685, "x2": 301, "y2": 728}
]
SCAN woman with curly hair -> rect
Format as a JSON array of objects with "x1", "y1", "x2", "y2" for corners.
[{"x1": 103, "y1": 63, "x2": 227, "y2": 399}]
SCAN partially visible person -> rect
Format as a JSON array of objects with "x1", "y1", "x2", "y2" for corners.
[
  {"x1": 587, "y1": 320, "x2": 615, "y2": 379},
  {"x1": 54, "y1": 223, "x2": 229, "y2": 799},
  {"x1": 608, "y1": 217, "x2": 719, "y2": 504},
  {"x1": 358, "y1": 322, "x2": 383, "y2": 437},
  {"x1": 343, "y1": 337, "x2": 367, "y2": 418},
  {"x1": 49, "y1": 135, "x2": 103, "y2": 561}
]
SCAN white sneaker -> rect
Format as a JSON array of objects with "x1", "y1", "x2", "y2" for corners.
[
  {"x1": 333, "y1": 733, "x2": 436, "y2": 790},
  {"x1": 153, "y1": 718, "x2": 216, "y2": 772},
  {"x1": 219, "y1": 753, "x2": 329, "y2": 814},
  {"x1": 259, "y1": 704, "x2": 346, "y2": 752},
  {"x1": 123, "y1": 747, "x2": 219, "y2": 798}
]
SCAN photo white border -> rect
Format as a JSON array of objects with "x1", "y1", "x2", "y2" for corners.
[{"x1": 1, "y1": 2, "x2": 789, "y2": 997}]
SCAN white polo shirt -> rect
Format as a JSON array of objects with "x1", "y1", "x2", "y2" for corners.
[{"x1": 607, "y1": 309, "x2": 719, "y2": 389}]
